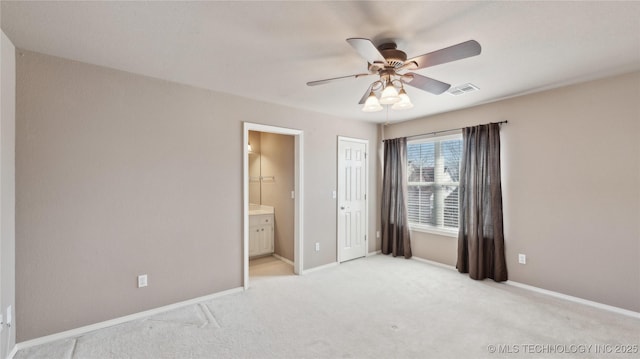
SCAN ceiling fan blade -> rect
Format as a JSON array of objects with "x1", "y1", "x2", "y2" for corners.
[
  {"x1": 396, "y1": 61, "x2": 418, "y2": 72},
  {"x1": 346, "y1": 38, "x2": 388, "y2": 66},
  {"x1": 403, "y1": 73, "x2": 451, "y2": 95},
  {"x1": 358, "y1": 84, "x2": 374, "y2": 105},
  {"x1": 306, "y1": 73, "x2": 372, "y2": 86},
  {"x1": 407, "y1": 40, "x2": 481, "y2": 70}
]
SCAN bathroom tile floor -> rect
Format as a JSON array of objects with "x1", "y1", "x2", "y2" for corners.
[{"x1": 249, "y1": 255, "x2": 294, "y2": 278}]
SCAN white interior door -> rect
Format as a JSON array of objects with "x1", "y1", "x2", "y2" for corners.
[{"x1": 338, "y1": 137, "x2": 368, "y2": 262}]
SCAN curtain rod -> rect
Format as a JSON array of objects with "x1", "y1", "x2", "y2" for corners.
[{"x1": 384, "y1": 120, "x2": 508, "y2": 142}]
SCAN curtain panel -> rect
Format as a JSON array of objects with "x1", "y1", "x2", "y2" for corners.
[
  {"x1": 457, "y1": 123, "x2": 508, "y2": 281},
  {"x1": 381, "y1": 137, "x2": 412, "y2": 258}
]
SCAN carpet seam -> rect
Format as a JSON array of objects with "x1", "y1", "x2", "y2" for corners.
[
  {"x1": 198, "y1": 303, "x2": 221, "y2": 328},
  {"x1": 68, "y1": 338, "x2": 78, "y2": 359}
]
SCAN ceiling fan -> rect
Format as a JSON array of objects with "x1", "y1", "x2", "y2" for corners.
[{"x1": 306, "y1": 38, "x2": 481, "y2": 111}]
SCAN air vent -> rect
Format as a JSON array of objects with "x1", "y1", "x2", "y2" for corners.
[{"x1": 448, "y1": 83, "x2": 479, "y2": 96}]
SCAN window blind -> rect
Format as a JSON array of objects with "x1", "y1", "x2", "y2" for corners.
[{"x1": 407, "y1": 135, "x2": 463, "y2": 231}]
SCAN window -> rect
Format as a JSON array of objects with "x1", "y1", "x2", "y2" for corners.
[{"x1": 407, "y1": 134, "x2": 463, "y2": 235}]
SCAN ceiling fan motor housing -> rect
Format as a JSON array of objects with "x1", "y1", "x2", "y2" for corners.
[{"x1": 378, "y1": 43, "x2": 407, "y2": 68}]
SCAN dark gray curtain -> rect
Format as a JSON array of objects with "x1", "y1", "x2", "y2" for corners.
[
  {"x1": 456, "y1": 123, "x2": 507, "y2": 281},
  {"x1": 381, "y1": 138, "x2": 412, "y2": 258}
]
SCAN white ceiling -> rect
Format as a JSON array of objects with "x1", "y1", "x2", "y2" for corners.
[{"x1": 2, "y1": 1, "x2": 639, "y2": 124}]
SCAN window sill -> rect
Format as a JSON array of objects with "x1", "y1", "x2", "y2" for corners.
[{"x1": 409, "y1": 225, "x2": 458, "y2": 238}]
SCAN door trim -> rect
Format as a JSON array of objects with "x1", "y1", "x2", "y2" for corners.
[
  {"x1": 337, "y1": 136, "x2": 369, "y2": 263},
  {"x1": 243, "y1": 123, "x2": 304, "y2": 289}
]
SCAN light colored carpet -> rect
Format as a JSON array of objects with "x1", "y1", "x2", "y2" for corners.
[{"x1": 15, "y1": 255, "x2": 640, "y2": 358}]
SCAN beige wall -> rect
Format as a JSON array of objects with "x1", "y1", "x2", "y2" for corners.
[
  {"x1": 15, "y1": 51, "x2": 379, "y2": 341},
  {"x1": 384, "y1": 72, "x2": 640, "y2": 312},
  {"x1": 260, "y1": 132, "x2": 294, "y2": 261},
  {"x1": 1, "y1": 30, "x2": 17, "y2": 358}
]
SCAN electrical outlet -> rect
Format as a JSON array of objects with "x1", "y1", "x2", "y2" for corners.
[
  {"x1": 315, "y1": 242, "x2": 320, "y2": 251},
  {"x1": 138, "y1": 274, "x2": 148, "y2": 288},
  {"x1": 376, "y1": 231, "x2": 380, "y2": 239},
  {"x1": 291, "y1": 191, "x2": 295, "y2": 199},
  {"x1": 518, "y1": 254, "x2": 526, "y2": 264},
  {"x1": 6, "y1": 305, "x2": 11, "y2": 326},
  {"x1": 332, "y1": 190, "x2": 336, "y2": 199}
]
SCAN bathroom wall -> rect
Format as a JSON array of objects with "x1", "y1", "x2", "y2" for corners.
[
  {"x1": 248, "y1": 130, "x2": 261, "y2": 204},
  {"x1": 259, "y1": 132, "x2": 295, "y2": 262}
]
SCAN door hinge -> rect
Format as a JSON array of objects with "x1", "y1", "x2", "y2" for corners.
[
  {"x1": 364, "y1": 194, "x2": 367, "y2": 200},
  {"x1": 364, "y1": 235, "x2": 367, "y2": 241},
  {"x1": 364, "y1": 152, "x2": 367, "y2": 159}
]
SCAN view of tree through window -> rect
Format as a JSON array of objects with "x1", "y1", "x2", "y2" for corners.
[{"x1": 407, "y1": 136, "x2": 463, "y2": 230}]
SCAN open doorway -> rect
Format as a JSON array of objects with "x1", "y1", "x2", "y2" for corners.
[
  {"x1": 243, "y1": 123, "x2": 303, "y2": 289},
  {"x1": 248, "y1": 130, "x2": 294, "y2": 278}
]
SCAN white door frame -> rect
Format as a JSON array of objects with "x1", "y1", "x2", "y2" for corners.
[
  {"x1": 243, "y1": 123, "x2": 304, "y2": 289},
  {"x1": 337, "y1": 136, "x2": 369, "y2": 263}
]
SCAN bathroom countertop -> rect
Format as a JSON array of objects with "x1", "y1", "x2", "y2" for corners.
[{"x1": 249, "y1": 204, "x2": 274, "y2": 215}]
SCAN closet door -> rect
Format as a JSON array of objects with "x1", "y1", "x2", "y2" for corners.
[{"x1": 337, "y1": 137, "x2": 368, "y2": 262}]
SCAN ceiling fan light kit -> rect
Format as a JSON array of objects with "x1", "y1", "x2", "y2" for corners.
[
  {"x1": 362, "y1": 91, "x2": 384, "y2": 112},
  {"x1": 307, "y1": 37, "x2": 481, "y2": 114},
  {"x1": 379, "y1": 80, "x2": 401, "y2": 105},
  {"x1": 364, "y1": 78, "x2": 413, "y2": 112},
  {"x1": 392, "y1": 88, "x2": 414, "y2": 110}
]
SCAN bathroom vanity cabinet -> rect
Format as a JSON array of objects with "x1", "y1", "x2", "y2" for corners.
[{"x1": 249, "y1": 213, "x2": 274, "y2": 257}]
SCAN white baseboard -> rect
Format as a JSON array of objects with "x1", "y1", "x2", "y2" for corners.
[
  {"x1": 411, "y1": 256, "x2": 456, "y2": 271},
  {"x1": 7, "y1": 344, "x2": 18, "y2": 359},
  {"x1": 272, "y1": 253, "x2": 294, "y2": 266},
  {"x1": 302, "y1": 261, "x2": 338, "y2": 274},
  {"x1": 13, "y1": 287, "x2": 244, "y2": 354},
  {"x1": 367, "y1": 250, "x2": 381, "y2": 256},
  {"x1": 505, "y1": 280, "x2": 640, "y2": 319},
  {"x1": 410, "y1": 255, "x2": 640, "y2": 319}
]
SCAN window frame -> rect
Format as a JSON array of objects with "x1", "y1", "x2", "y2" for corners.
[{"x1": 406, "y1": 133, "x2": 462, "y2": 238}]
